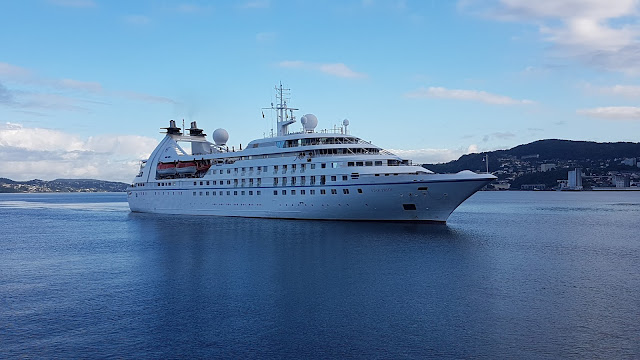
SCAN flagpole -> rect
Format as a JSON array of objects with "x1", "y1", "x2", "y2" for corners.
[{"x1": 485, "y1": 154, "x2": 489, "y2": 174}]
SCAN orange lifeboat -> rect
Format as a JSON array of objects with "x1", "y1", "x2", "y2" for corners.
[
  {"x1": 176, "y1": 161, "x2": 197, "y2": 174},
  {"x1": 157, "y1": 162, "x2": 176, "y2": 175}
]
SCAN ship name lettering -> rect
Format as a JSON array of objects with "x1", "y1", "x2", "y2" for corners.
[{"x1": 372, "y1": 188, "x2": 392, "y2": 192}]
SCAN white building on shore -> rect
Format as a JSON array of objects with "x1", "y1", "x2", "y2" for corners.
[
  {"x1": 614, "y1": 174, "x2": 631, "y2": 188},
  {"x1": 540, "y1": 163, "x2": 556, "y2": 172},
  {"x1": 560, "y1": 168, "x2": 583, "y2": 190}
]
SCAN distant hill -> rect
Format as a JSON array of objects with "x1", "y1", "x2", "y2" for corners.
[
  {"x1": 0, "y1": 178, "x2": 128, "y2": 193},
  {"x1": 423, "y1": 139, "x2": 640, "y2": 174},
  {"x1": 504, "y1": 139, "x2": 640, "y2": 160}
]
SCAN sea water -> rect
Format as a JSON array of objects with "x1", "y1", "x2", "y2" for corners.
[{"x1": 1, "y1": 191, "x2": 638, "y2": 358}]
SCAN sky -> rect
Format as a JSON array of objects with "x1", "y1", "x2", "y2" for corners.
[{"x1": 2, "y1": 0, "x2": 640, "y2": 182}]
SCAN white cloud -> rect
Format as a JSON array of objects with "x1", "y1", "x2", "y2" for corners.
[
  {"x1": 467, "y1": 144, "x2": 479, "y2": 153},
  {"x1": 318, "y1": 63, "x2": 367, "y2": 79},
  {"x1": 115, "y1": 91, "x2": 177, "y2": 104},
  {"x1": 19, "y1": 92, "x2": 87, "y2": 111},
  {"x1": 0, "y1": 82, "x2": 14, "y2": 104},
  {"x1": 48, "y1": 0, "x2": 96, "y2": 8},
  {"x1": 174, "y1": 4, "x2": 213, "y2": 13},
  {"x1": 123, "y1": 15, "x2": 151, "y2": 25},
  {"x1": 57, "y1": 78, "x2": 103, "y2": 93},
  {"x1": 520, "y1": 66, "x2": 550, "y2": 77},
  {"x1": 577, "y1": 106, "x2": 640, "y2": 120},
  {"x1": 493, "y1": 0, "x2": 637, "y2": 22},
  {"x1": 279, "y1": 60, "x2": 304, "y2": 68},
  {"x1": 0, "y1": 62, "x2": 31, "y2": 78},
  {"x1": 0, "y1": 123, "x2": 157, "y2": 182},
  {"x1": 242, "y1": 0, "x2": 270, "y2": 9},
  {"x1": 359, "y1": 0, "x2": 412, "y2": 11},
  {"x1": 1, "y1": 62, "x2": 102, "y2": 93},
  {"x1": 405, "y1": 86, "x2": 534, "y2": 105},
  {"x1": 483, "y1": 132, "x2": 516, "y2": 142},
  {"x1": 0, "y1": 83, "x2": 87, "y2": 112},
  {"x1": 0, "y1": 123, "x2": 84, "y2": 151},
  {"x1": 278, "y1": 60, "x2": 367, "y2": 79},
  {"x1": 463, "y1": 0, "x2": 640, "y2": 74},
  {"x1": 256, "y1": 32, "x2": 276, "y2": 43},
  {"x1": 0, "y1": 62, "x2": 177, "y2": 111},
  {"x1": 584, "y1": 83, "x2": 640, "y2": 98},
  {"x1": 388, "y1": 144, "x2": 480, "y2": 164}
]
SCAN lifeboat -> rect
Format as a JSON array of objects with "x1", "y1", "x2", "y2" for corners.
[
  {"x1": 156, "y1": 162, "x2": 176, "y2": 175},
  {"x1": 176, "y1": 161, "x2": 197, "y2": 174}
]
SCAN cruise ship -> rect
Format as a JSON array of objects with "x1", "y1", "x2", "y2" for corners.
[{"x1": 127, "y1": 85, "x2": 495, "y2": 223}]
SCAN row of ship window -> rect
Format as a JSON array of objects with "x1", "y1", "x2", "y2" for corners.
[
  {"x1": 282, "y1": 137, "x2": 361, "y2": 147},
  {"x1": 214, "y1": 163, "x2": 336, "y2": 175},
  {"x1": 154, "y1": 173, "x2": 405, "y2": 188},
  {"x1": 158, "y1": 175, "x2": 343, "y2": 187},
  {"x1": 208, "y1": 160, "x2": 400, "y2": 175},
  {"x1": 231, "y1": 147, "x2": 382, "y2": 160},
  {"x1": 192, "y1": 188, "x2": 364, "y2": 196}
]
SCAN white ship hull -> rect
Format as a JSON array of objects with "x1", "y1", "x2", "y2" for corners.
[{"x1": 128, "y1": 174, "x2": 492, "y2": 223}]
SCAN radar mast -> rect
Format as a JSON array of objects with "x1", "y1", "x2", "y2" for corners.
[{"x1": 263, "y1": 83, "x2": 298, "y2": 136}]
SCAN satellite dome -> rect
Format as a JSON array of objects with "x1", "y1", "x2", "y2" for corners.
[
  {"x1": 302, "y1": 113, "x2": 318, "y2": 131},
  {"x1": 213, "y1": 128, "x2": 229, "y2": 145},
  {"x1": 342, "y1": 119, "x2": 349, "y2": 126}
]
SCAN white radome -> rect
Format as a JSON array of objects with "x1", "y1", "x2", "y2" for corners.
[
  {"x1": 213, "y1": 128, "x2": 229, "y2": 145},
  {"x1": 302, "y1": 114, "x2": 318, "y2": 131}
]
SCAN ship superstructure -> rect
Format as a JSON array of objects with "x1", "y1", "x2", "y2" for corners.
[{"x1": 127, "y1": 85, "x2": 495, "y2": 222}]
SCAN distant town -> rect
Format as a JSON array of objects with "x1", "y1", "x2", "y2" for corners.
[
  {"x1": 423, "y1": 139, "x2": 640, "y2": 191},
  {"x1": 0, "y1": 178, "x2": 128, "y2": 193},
  {"x1": 485, "y1": 155, "x2": 640, "y2": 191}
]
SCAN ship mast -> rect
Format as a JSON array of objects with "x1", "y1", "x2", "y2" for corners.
[{"x1": 263, "y1": 83, "x2": 298, "y2": 136}]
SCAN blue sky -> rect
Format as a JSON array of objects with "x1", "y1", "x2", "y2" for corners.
[{"x1": 2, "y1": 0, "x2": 640, "y2": 181}]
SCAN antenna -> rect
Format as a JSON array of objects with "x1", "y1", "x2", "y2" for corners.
[{"x1": 262, "y1": 83, "x2": 298, "y2": 136}]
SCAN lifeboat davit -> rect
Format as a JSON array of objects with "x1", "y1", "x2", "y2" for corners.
[
  {"x1": 197, "y1": 161, "x2": 212, "y2": 172},
  {"x1": 157, "y1": 162, "x2": 176, "y2": 175},
  {"x1": 176, "y1": 161, "x2": 197, "y2": 174}
]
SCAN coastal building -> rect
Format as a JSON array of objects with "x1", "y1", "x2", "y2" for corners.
[
  {"x1": 561, "y1": 168, "x2": 583, "y2": 190},
  {"x1": 614, "y1": 174, "x2": 631, "y2": 188},
  {"x1": 621, "y1": 158, "x2": 637, "y2": 167},
  {"x1": 521, "y1": 184, "x2": 546, "y2": 190},
  {"x1": 540, "y1": 163, "x2": 556, "y2": 172},
  {"x1": 493, "y1": 181, "x2": 511, "y2": 190}
]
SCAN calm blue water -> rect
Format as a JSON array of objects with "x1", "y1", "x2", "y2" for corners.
[{"x1": 1, "y1": 192, "x2": 639, "y2": 359}]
